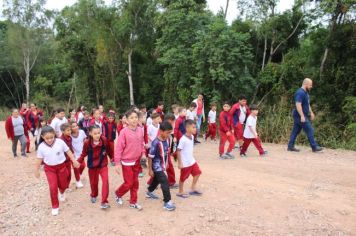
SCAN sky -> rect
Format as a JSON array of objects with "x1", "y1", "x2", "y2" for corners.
[{"x1": 1, "y1": 0, "x2": 295, "y2": 24}]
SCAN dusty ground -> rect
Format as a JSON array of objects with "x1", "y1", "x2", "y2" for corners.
[{"x1": 0, "y1": 121, "x2": 355, "y2": 236}]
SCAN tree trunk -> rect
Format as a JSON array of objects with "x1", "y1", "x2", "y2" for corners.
[
  {"x1": 268, "y1": 31, "x2": 275, "y2": 64},
  {"x1": 319, "y1": 48, "x2": 329, "y2": 76},
  {"x1": 24, "y1": 51, "x2": 30, "y2": 104},
  {"x1": 261, "y1": 36, "x2": 267, "y2": 70},
  {"x1": 224, "y1": 0, "x2": 230, "y2": 20},
  {"x1": 127, "y1": 49, "x2": 134, "y2": 105}
]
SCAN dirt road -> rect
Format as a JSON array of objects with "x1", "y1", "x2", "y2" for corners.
[{"x1": 0, "y1": 122, "x2": 355, "y2": 235}]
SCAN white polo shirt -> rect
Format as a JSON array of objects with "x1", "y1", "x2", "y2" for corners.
[
  {"x1": 177, "y1": 134, "x2": 196, "y2": 168},
  {"x1": 71, "y1": 130, "x2": 87, "y2": 159},
  {"x1": 37, "y1": 139, "x2": 69, "y2": 166},
  {"x1": 243, "y1": 115, "x2": 257, "y2": 139},
  {"x1": 208, "y1": 110, "x2": 216, "y2": 123},
  {"x1": 50, "y1": 117, "x2": 68, "y2": 137}
]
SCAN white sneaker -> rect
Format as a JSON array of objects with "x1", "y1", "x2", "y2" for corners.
[
  {"x1": 115, "y1": 196, "x2": 123, "y2": 205},
  {"x1": 51, "y1": 208, "x2": 59, "y2": 216},
  {"x1": 129, "y1": 203, "x2": 143, "y2": 211},
  {"x1": 58, "y1": 192, "x2": 66, "y2": 202},
  {"x1": 76, "y1": 180, "x2": 84, "y2": 188}
]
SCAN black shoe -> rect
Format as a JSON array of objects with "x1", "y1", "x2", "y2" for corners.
[
  {"x1": 287, "y1": 147, "x2": 300, "y2": 152},
  {"x1": 13, "y1": 154, "x2": 18, "y2": 158},
  {"x1": 312, "y1": 146, "x2": 323, "y2": 152},
  {"x1": 194, "y1": 140, "x2": 201, "y2": 144}
]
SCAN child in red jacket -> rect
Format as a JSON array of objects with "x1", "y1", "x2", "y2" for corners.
[
  {"x1": 78, "y1": 125, "x2": 110, "y2": 209},
  {"x1": 229, "y1": 95, "x2": 251, "y2": 148},
  {"x1": 219, "y1": 101, "x2": 236, "y2": 159},
  {"x1": 104, "y1": 112, "x2": 117, "y2": 165},
  {"x1": 89, "y1": 109, "x2": 105, "y2": 136},
  {"x1": 60, "y1": 123, "x2": 74, "y2": 189}
]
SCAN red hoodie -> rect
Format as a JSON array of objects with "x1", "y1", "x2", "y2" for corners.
[
  {"x1": 60, "y1": 134, "x2": 73, "y2": 161},
  {"x1": 229, "y1": 103, "x2": 251, "y2": 127},
  {"x1": 174, "y1": 115, "x2": 186, "y2": 141},
  {"x1": 78, "y1": 137, "x2": 109, "y2": 168},
  {"x1": 219, "y1": 111, "x2": 233, "y2": 133}
]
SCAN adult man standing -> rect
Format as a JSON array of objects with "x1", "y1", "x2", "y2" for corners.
[
  {"x1": 287, "y1": 78, "x2": 322, "y2": 152},
  {"x1": 193, "y1": 94, "x2": 205, "y2": 143}
]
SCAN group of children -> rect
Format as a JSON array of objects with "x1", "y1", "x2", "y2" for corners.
[
  {"x1": 5, "y1": 96, "x2": 268, "y2": 216},
  {"x1": 7, "y1": 102, "x2": 202, "y2": 216}
]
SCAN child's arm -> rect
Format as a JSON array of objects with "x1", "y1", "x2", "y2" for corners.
[
  {"x1": 177, "y1": 149, "x2": 183, "y2": 169},
  {"x1": 249, "y1": 126, "x2": 258, "y2": 138},
  {"x1": 66, "y1": 150, "x2": 80, "y2": 168},
  {"x1": 114, "y1": 131, "x2": 125, "y2": 174},
  {"x1": 147, "y1": 158, "x2": 154, "y2": 177},
  {"x1": 34, "y1": 158, "x2": 42, "y2": 178},
  {"x1": 77, "y1": 141, "x2": 88, "y2": 164}
]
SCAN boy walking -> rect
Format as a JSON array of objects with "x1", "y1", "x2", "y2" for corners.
[
  {"x1": 240, "y1": 105, "x2": 268, "y2": 157},
  {"x1": 146, "y1": 121, "x2": 176, "y2": 211}
]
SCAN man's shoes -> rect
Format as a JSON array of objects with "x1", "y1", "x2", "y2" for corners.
[
  {"x1": 312, "y1": 146, "x2": 323, "y2": 152},
  {"x1": 287, "y1": 147, "x2": 300, "y2": 152}
]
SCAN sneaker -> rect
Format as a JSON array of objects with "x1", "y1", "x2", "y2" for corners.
[
  {"x1": 58, "y1": 193, "x2": 66, "y2": 202},
  {"x1": 260, "y1": 151, "x2": 268, "y2": 157},
  {"x1": 194, "y1": 140, "x2": 201, "y2": 144},
  {"x1": 76, "y1": 180, "x2": 84, "y2": 189},
  {"x1": 225, "y1": 153, "x2": 235, "y2": 159},
  {"x1": 21, "y1": 154, "x2": 28, "y2": 158},
  {"x1": 90, "y1": 197, "x2": 97, "y2": 203},
  {"x1": 169, "y1": 183, "x2": 179, "y2": 189},
  {"x1": 287, "y1": 147, "x2": 300, "y2": 152},
  {"x1": 100, "y1": 203, "x2": 111, "y2": 209},
  {"x1": 146, "y1": 191, "x2": 159, "y2": 199},
  {"x1": 163, "y1": 201, "x2": 176, "y2": 211},
  {"x1": 13, "y1": 154, "x2": 17, "y2": 158},
  {"x1": 312, "y1": 146, "x2": 323, "y2": 152},
  {"x1": 129, "y1": 203, "x2": 143, "y2": 211},
  {"x1": 219, "y1": 154, "x2": 228, "y2": 160},
  {"x1": 115, "y1": 196, "x2": 123, "y2": 206},
  {"x1": 138, "y1": 172, "x2": 144, "y2": 178},
  {"x1": 51, "y1": 208, "x2": 59, "y2": 216},
  {"x1": 240, "y1": 153, "x2": 247, "y2": 158}
]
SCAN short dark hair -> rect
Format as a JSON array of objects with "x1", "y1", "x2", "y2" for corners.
[
  {"x1": 184, "y1": 119, "x2": 196, "y2": 128},
  {"x1": 164, "y1": 113, "x2": 175, "y2": 121},
  {"x1": 125, "y1": 109, "x2": 138, "y2": 118},
  {"x1": 190, "y1": 102, "x2": 197, "y2": 108},
  {"x1": 151, "y1": 113, "x2": 161, "y2": 119},
  {"x1": 139, "y1": 104, "x2": 146, "y2": 110},
  {"x1": 223, "y1": 101, "x2": 230, "y2": 106},
  {"x1": 107, "y1": 112, "x2": 115, "y2": 118},
  {"x1": 178, "y1": 107, "x2": 186, "y2": 113},
  {"x1": 159, "y1": 121, "x2": 173, "y2": 131},
  {"x1": 89, "y1": 124, "x2": 101, "y2": 133},
  {"x1": 60, "y1": 123, "x2": 71, "y2": 132},
  {"x1": 210, "y1": 102, "x2": 217, "y2": 107},
  {"x1": 57, "y1": 108, "x2": 65, "y2": 113},
  {"x1": 238, "y1": 94, "x2": 247, "y2": 101},
  {"x1": 157, "y1": 101, "x2": 164, "y2": 106},
  {"x1": 250, "y1": 104, "x2": 258, "y2": 111}
]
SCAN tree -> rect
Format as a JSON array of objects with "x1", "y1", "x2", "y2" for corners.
[{"x1": 2, "y1": 0, "x2": 52, "y2": 104}]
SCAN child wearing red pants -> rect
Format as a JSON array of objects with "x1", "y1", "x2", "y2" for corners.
[
  {"x1": 34, "y1": 126, "x2": 80, "y2": 216},
  {"x1": 104, "y1": 112, "x2": 117, "y2": 165},
  {"x1": 114, "y1": 109, "x2": 145, "y2": 210},
  {"x1": 219, "y1": 101, "x2": 236, "y2": 159},
  {"x1": 78, "y1": 125, "x2": 111, "y2": 209},
  {"x1": 176, "y1": 119, "x2": 202, "y2": 198},
  {"x1": 240, "y1": 105, "x2": 268, "y2": 157},
  {"x1": 70, "y1": 121, "x2": 87, "y2": 188},
  {"x1": 205, "y1": 103, "x2": 217, "y2": 141},
  {"x1": 60, "y1": 123, "x2": 74, "y2": 188}
]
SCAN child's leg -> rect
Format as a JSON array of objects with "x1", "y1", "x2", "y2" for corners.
[
  {"x1": 166, "y1": 156, "x2": 176, "y2": 186},
  {"x1": 44, "y1": 165, "x2": 59, "y2": 209},
  {"x1": 190, "y1": 163, "x2": 202, "y2": 191},
  {"x1": 252, "y1": 138, "x2": 265, "y2": 155},
  {"x1": 178, "y1": 181, "x2": 185, "y2": 194},
  {"x1": 240, "y1": 138, "x2": 252, "y2": 154},
  {"x1": 219, "y1": 131, "x2": 227, "y2": 155},
  {"x1": 237, "y1": 123, "x2": 244, "y2": 146},
  {"x1": 88, "y1": 168, "x2": 99, "y2": 199},
  {"x1": 108, "y1": 141, "x2": 114, "y2": 162},
  {"x1": 226, "y1": 134, "x2": 236, "y2": 153},
  {"x1": 147, "y1": 173, "x2": 160, "y2": 192},
  {"x1": 99, "y1": 166, "x2": 109, "y2": 204},
  {"x1": 115, "y1": 165, "x2": 134, "y2": 198},
  {"x1": 57, "y1": 163, "x2": 69, "y2": 194},
  {"x1": 25, "y1": 134, "x2": 30, "y2": 153},
  {"x1": 65, "y1": 161, "x2": 72, "y2": 188},
  {"x1": 211, "y1": 123, "x2": 217, "y2": 140},
  {"x1": 205, "y1": 124, "x2": 211, "y2": 139},
  {"x1": 156, "y1": 171, "x2": 171, "y2": 203},
  {"x1": 129, "y1": 161, "x2": 140, "y2": 204}
]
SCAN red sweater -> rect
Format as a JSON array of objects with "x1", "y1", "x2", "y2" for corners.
[
  {"x1": 60, "y1": 134, "x2": 73, "y2": 161},
  {"x1": 78, "y1": 137, "x2": 109, "y2": 168},
  {"x1": 5, "y1": 116, "x2": 28, "y2": 140},
  {"x1": 26, "y1": 109, "x2": 43, "y2": 130},
  {"x1": 89, "y1": 118, "x2": 106, "y2": 137},
  {"x1": 174, "y1": 115, "x2": 186, "y2": 140},
  {"x1": 219, "y1": 111, "x2": 233, "y2": 133},
  {"x1": 155, "y1": 108, "x2": 165, "y2": 121},
  {"x1": 117, "y1": 122, "x2": 126, "y2": 136},
  {"x1": 229, "y1": 103, "x2": 251, "y2": 127}
]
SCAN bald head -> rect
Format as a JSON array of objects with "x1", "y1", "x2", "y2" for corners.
[{"x1": 302, "y1": 78, "x2": 313, "y2": 91}]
